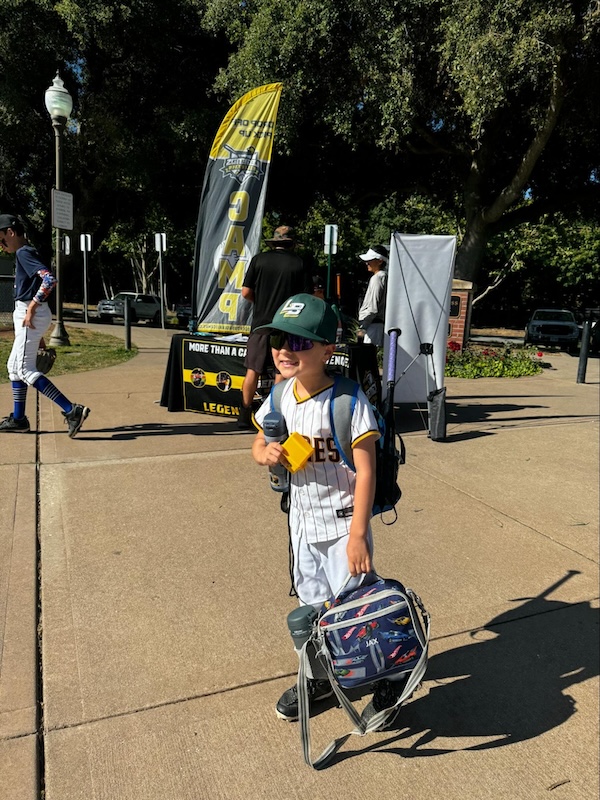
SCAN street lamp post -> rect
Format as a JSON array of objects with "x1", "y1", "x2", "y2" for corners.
[{"x1": 45, "y1": 72, "x2": 73, "y2": 346}]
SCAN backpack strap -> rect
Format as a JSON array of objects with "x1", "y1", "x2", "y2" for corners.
[
  {"x1": 330, "y1": 375, "x2": 359, "y2": 471},
  {"x1": 269, "y1": 378, "x2": 289, "y2": 413}
]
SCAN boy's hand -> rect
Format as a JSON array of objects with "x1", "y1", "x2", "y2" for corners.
[
  {"x1": 347, "y1": 535, "x2": 372, "y2": 576},
  {"x1": 260, "y1": 441, "x2": 287, "y2": 468}
]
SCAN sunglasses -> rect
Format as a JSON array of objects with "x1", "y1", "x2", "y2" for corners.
[{"x1": 270, "y1": 333, "x2": 321, "y2": 351}]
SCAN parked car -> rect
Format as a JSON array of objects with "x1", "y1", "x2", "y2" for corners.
[
  {"x1": 97, "y1": 292, "x2": 165, "y2": 324},
  {"x1": 175, "y1": 302, "x2": 193, "y2": 328},
  {"x1": 524, "y1": 308, "x2": 580, "y2": 352}
]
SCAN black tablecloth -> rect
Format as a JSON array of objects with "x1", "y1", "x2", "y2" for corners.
[
  {"x1": 161, "y1": 334, "x2": 247, "y2": 416},
  {"x1": 161, "y1": 334, "x2": 380, "y2": 416}
]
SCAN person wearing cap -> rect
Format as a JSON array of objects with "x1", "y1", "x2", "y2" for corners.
[
  {"x1": 251, "y1": 293, "x2": 381, "y2": 722},
  {"x1": 312, "y1": 274, "x2": 325, "y2": 300},
  {"x1": 357, "y1": 244, "x2": 389, "y2": 347},
  {"x1": 0, "y1": 214, "x2": 90, "y2": 437},
  {"x1": 238, "y1": 225, "x2": 311, "y2": 429}
]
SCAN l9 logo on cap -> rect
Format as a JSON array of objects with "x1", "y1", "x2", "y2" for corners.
[{"x1": 281, "y1": 301, "x2": 305, "y2": 317}]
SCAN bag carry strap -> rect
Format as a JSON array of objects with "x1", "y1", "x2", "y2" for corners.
[
  {"x1": 298, "y1": 637, "x2": 366, "y2": 770},
  {"x1": 298, "y1": 577, "x2": 431, "y2": 769}
]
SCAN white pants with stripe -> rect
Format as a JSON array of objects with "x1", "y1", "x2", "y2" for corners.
[
  {"x1": 291, "y1": 528, "x2": 374, "y2": 608},
  {"x1": 7, "y1": 301, "x2": 52, "y2": 385}
]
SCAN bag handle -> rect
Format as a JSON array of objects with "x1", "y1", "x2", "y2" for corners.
[{"x1": 335, "y1": 570, "x2": 373, "y2": 596}]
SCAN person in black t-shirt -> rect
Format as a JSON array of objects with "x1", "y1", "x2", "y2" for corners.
[{"x1": 238, "y1": 226, "x2": 310, "y2": 429}]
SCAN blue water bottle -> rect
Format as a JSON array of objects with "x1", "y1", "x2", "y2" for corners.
[{"x1": 263, "y1": 411, "x2": 289, "y2": 492}]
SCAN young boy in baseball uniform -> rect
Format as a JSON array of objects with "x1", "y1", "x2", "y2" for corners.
[
  {"x1": 252, "y1": 294, "x2": 400, "y2": 724},
  {"x1": 0, "y1": 214, "x2": 90, "y2": 436}
]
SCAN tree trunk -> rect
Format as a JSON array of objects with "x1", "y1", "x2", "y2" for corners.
[{"x1": 454, "y1": 214, "x2": 488, "y2": 283}]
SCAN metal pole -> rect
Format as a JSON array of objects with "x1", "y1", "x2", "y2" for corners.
[
  {"x1": 83, "y1": 249, "x2": 89, "y2": 324},
  {"x1": 123, "y1": 296, "x2": 132, "y2": 350},
  {"x1": 576, "y1": 318, "x2": 592, "y2": 384},
  {"x1": 48, "y1": 116, "x2": 70, "y2": 346},
  {"x1": 158, "y1": 248, "x2": 165, "y2": 329}
]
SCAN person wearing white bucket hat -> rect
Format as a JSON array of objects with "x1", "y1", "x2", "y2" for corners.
[{"x1": 357, "y1": 244, "x2": 389, "y2": 347}]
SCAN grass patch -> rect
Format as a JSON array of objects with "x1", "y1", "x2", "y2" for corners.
[{"x1": 0, "y1": 325, "x2": 138, "y2": 384}]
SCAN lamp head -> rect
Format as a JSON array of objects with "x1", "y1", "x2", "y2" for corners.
[{"x1": 44, "y1": 72, "x2": 73, "y2": 121}]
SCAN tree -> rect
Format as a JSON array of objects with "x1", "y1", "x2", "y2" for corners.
[
  {"x1": 0, "y1": 2, "x2": 75, "y2": 257},
  {"x1": 1, "y1": 0, "x2": 227, "y2": 300},
  {"x1": 57, "y1": 0, "x2": 228, "y2": 278},
  {"x1": 203, "y1": 0, "x2": 600, "y2": 283},
  {"x1": 471, "y1": 211, "x2": 600, "y2": 326}
]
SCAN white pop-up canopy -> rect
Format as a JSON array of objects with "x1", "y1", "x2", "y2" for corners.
[{"x1": 384, "y1": 233, "x2": 457, "y2": 405}]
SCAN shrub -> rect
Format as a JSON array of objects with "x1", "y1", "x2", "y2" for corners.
[{"x1": 445, "y1": 345, "x2": 545, "y2": 378}]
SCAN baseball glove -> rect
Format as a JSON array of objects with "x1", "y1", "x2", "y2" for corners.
[{"x1": 36, "y1": 347, "x2": 57, "y2": 375}]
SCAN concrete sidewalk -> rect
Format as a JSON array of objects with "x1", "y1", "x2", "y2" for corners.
[{"x1": 1, "y1": 325, "x2": 598, "y2": 800}]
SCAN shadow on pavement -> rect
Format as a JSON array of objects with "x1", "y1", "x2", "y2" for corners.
[
  {"x1": 38, "y1": 421, "x2": 247, "y2": 439},
  {"x1": 330, "y1": 571, "x2": 599, "y2": 765},
  {"x1": 396, "y1": 401, "x2": 598, "y2": 437}
]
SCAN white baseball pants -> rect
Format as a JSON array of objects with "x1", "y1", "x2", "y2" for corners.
[{"x1": 7, "y1": 301, "x2": 52, "y2": 385}]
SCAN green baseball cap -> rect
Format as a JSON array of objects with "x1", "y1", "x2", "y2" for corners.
[{"x1": 256, "y1": 293, "x2": 338, "y2": 343}]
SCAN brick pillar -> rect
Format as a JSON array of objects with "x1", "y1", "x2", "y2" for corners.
[{"x1": 447, "y1": 280, "x2": 474, "y2": 350}]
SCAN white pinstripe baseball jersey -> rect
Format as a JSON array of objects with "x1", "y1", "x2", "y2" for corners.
[{"x1": 254, "y1": 378, "x2": 379, "y2": 543}]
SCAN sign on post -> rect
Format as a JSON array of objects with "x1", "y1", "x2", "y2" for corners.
[
  {"x1": 155, "y1": 232, "x2": 167, "y2": 252},
  {"x1": 324, "y1": 224, "x2": 338, "y2": 254},
  {"x1": 51, "y1": 189, "x2": 73, "y2": 230}
]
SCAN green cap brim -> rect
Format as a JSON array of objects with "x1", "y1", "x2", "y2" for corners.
[{"x1": 254, "y1": 319, "x2": 329, "y2": 342}]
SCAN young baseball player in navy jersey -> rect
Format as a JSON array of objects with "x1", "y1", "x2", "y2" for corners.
[
  {"x1": 252, "y1": 294, "x2": 402, "y2": 724},
  {"x1": 0, "y1": 214, "x2": 90, "y2": 436}
]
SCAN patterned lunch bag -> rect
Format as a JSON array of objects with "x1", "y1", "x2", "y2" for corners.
[
  {"x1": 317, "y1": 574, "x2": 429, "y2": 689},
  {"x1": 297, "y1": 573, "x2": 430, "y2": 769}
]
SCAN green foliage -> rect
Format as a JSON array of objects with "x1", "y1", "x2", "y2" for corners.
[
  {"x1": 1, "y1": 0, "x2": 224, "y2": 296},
  {"x1": 297, "y1": 197, "x2": 364, "y2": 270},
  {"x1": 203, "y1": 0, "x2": 600, "y2": 283},
  {"x1": 445, "y1": 344, "x2": 545, "y2": 378},
  {"x1": 439, "y1": 0, "x2": 576, "y2": 133},
  {"x1": 476, "y1": 211, "x2": 600, "y2": 320},
  {"x1": 365, "y1": 195, "x2": 460, "y2": 243}
]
